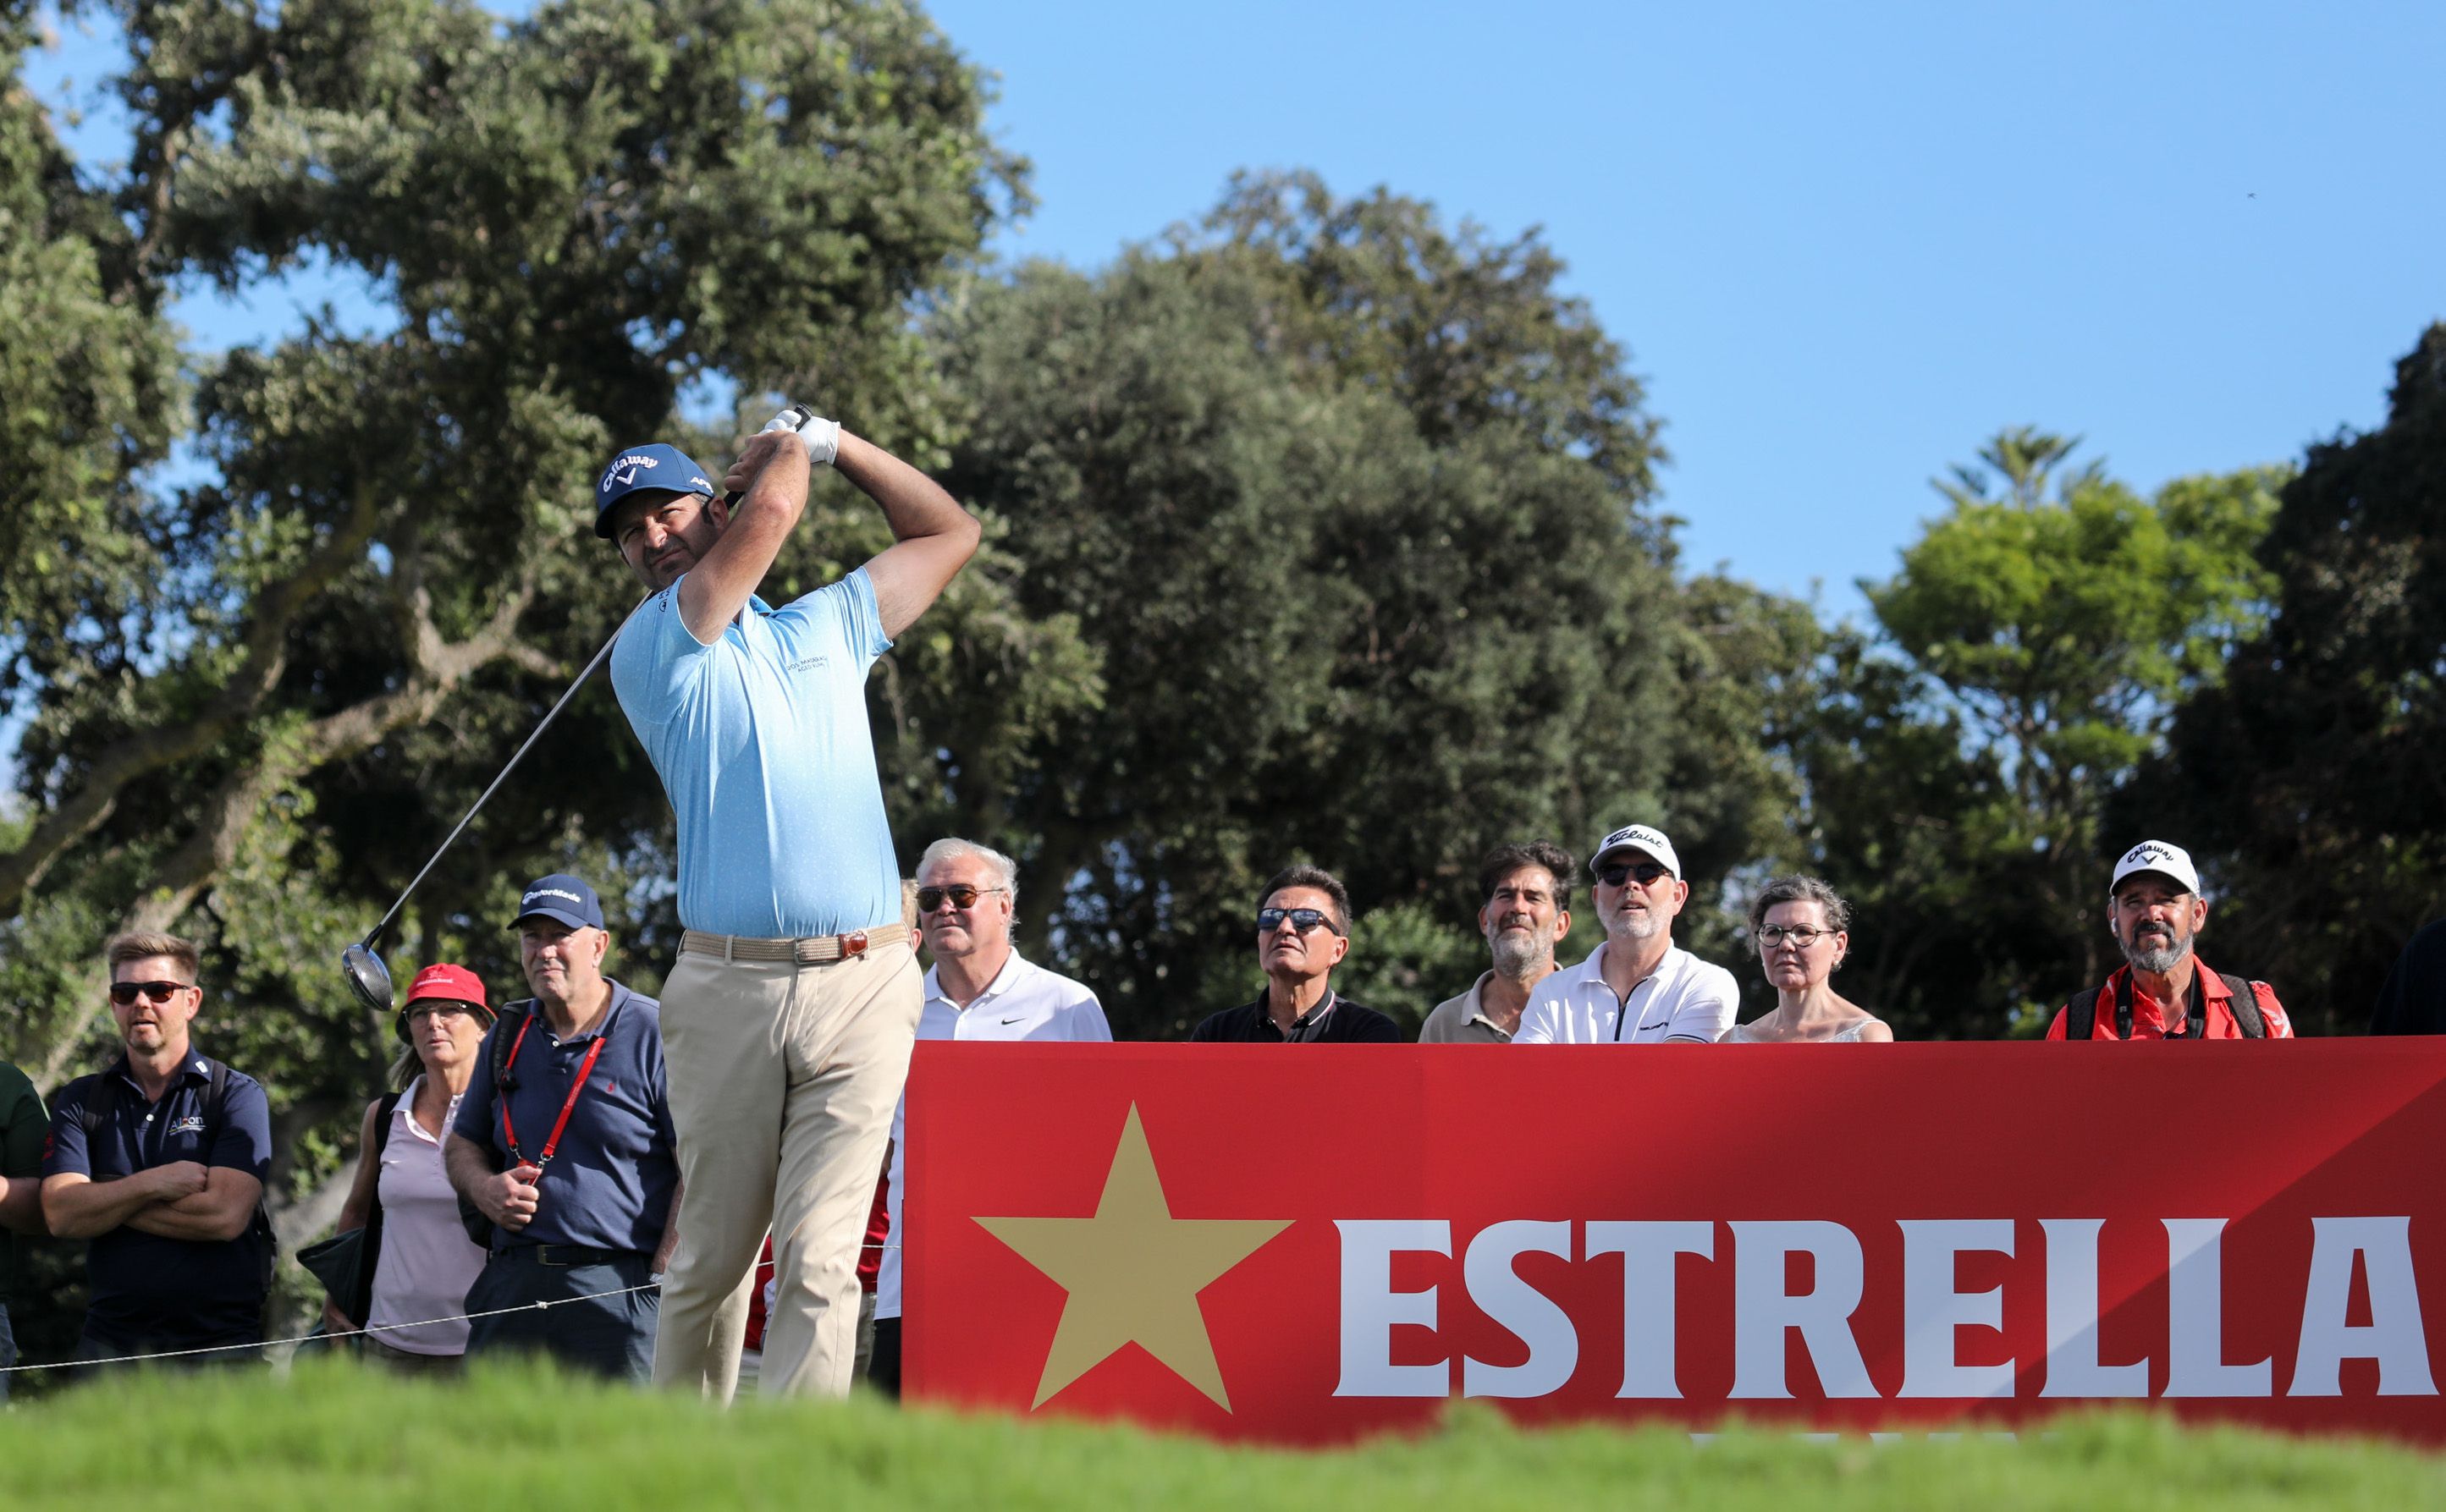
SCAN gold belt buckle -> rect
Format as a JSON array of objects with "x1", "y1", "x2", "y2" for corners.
[{"x1": 841, "y1": 929, "x2": 869, "y2": 959}]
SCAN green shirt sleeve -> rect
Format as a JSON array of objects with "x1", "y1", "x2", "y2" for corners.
[{"x1": 0, "y1": 1063, "x2": 47, "y2": 1179}]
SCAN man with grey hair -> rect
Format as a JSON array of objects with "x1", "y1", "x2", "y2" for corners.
[
  {"x1": 1517, "y1": 824, "x2": 1738, "y2": 1043},
  {"x1": 868, "y1": 837, "x2": 1110, "y2": 1396}
]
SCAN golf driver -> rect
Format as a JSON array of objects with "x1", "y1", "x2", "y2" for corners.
[
  {"x1": 339, "y1": 404, "x2": 824, "y2": 1014},
  {"x1": 339, "y1": 617, "x2": 630, "y2": 1014}
]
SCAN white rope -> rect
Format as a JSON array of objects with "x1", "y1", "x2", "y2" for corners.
[{"x1": 0, "y1": 1279, "x2": 664, "y2": 1374}]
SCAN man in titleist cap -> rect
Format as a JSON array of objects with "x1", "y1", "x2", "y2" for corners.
[
  {"x1": 1517, "y1": 824, "x2": 1738, "y2": 1044},
  {"x1": 596, "y1": 409, "x2": 979, "y2": 1399},
  {"x1": 2046, "y1": 840, "x2": 2292, "y2": 1040}
]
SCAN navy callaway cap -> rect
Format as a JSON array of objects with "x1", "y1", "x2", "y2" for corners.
[
  {"x1": 593, "y1": 443, "x2": 718, "y2": 539},
  {"x1": 510, "y1": 873, "x2": 606, "y2": 932}
]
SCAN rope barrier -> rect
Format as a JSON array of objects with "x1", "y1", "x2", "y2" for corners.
[{"x1": 0, "y1": 1280, "x2": 664, "y2": 1374}]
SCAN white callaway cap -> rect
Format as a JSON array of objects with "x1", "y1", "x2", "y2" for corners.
[
  {"x1": 2109, "y1": 838, "x2": 2201, "y2": 897},
  {"x1": 1589, "y1": 823, "x2": 1682, "y2": 881}
]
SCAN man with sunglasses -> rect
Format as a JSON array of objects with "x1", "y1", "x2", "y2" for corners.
[
  {"x1": 868, "y1": 838, "x2": 1111, "y2": 1396},
  {"x1": 41, "y1": 932, "x2": 275, "y2": 1370},
  {"x1": 1517, "y1": 825, "x2": 1738, "y2": 1044},
  {"x1": 597, "y1": 410, "x2": 978, "y2": 1399},
  {"x1": 1192, "y1": 866, "x2": 1403, "y2": 1043}
]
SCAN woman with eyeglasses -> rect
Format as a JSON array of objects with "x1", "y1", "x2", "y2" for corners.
[
  {"x1": 324, "y1": 963, "x2": 497, "y2": 1371},
  {"x1": 1721, "y1": 877, "x2": 1892, "y2": 1042}
]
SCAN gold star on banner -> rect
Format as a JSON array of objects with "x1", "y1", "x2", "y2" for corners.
[{"x1": 976, "y1": 1103, "x2": 1292, "y2": 1410}]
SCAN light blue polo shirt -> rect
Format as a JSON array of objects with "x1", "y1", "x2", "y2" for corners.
[{"x1": 610, "y1": 568, "x2": 902, "y2": 938}]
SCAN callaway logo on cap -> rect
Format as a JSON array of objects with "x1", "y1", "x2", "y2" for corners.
[
  {"x1": 592, "y1": 443, "x2": 719, "y2": 539},
  {"x1": 2109, "y1": 839, "x2": 2201, "y2": 897}
]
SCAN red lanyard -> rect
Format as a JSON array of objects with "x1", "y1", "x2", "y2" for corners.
[{"x1": 499, "y1": 1011, "x2": 608, "y2": 1169}]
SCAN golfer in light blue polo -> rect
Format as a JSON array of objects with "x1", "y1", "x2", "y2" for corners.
[{"x1": 598, "y1": 409, "x2": 979, "y2": 1399}]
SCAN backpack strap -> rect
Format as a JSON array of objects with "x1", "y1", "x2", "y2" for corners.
[
  {"x1": 2063, "y1": 990, "x2": 2100, "y2": 1040},
  {"x1": 2219, "y1": 973, "x2": 2269, "y2": 1039},
  {"x1": 492, "y1": 1001, "x2": 536, "y2": 1086},
  {"x1": 349, "y1": 1089, "x2": 406, "y2": 1329},
  {"x1": 73, "y1": 1072, "x2": 121, "y2": 1135},
  {"x1": 196, "y1": 1055, "x2": 280, "y2": 1296}
]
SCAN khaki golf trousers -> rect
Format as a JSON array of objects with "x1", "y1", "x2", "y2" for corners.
[{"x1": 652, "y1": 937, "x2": 920, "y2": 1399}]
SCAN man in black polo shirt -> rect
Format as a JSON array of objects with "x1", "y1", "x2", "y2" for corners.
[
  {"x1": 444, "y1": 874, "x2": 680, "y2": 1382},
  {"x1": 41, "y1": 932, "x2": 275, "y2": 1370},
  {"x1": 1192, "y1": 866, "x2": 1402, "y2": 1043}
]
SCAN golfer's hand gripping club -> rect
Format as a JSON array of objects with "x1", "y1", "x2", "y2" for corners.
[{"x1": 721, "y1": 404, "x2": 840, "y2": 507}]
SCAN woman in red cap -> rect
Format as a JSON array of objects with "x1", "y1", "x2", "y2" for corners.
[{"x1": 325, "y1": 963, "x2": 496, "y2": 1372}]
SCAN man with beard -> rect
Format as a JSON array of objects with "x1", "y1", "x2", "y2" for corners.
[
  {"x1": 1516, "y1": 824, "x2": 1737, "y2": 1044},
  {"x1": 2046, "y1": 840, "x2": 2292, "y2": 1041},
  {"x1": 1422, "y1": 842, "x2": 1575, "y2": 1043},
  {"x1": 598, "y1": 413, "x2": 977, "y2": 1399}
]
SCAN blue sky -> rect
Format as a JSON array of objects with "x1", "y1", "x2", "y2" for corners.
[{"x1": 26, "y1": 1, "x2": 2443, "y2": 620}]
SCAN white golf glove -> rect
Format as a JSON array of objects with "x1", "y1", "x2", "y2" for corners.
[{"x1": 763, "y1": 404, "x2": 840, "y2": 468}]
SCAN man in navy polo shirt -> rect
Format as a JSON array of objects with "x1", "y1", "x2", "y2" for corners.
[
  {"x1": 41, "y1": 932, "x2": 274, "y2": 1370},
  {"x1": 443, "y1": 874, "x2": 680, "y2": 1382}
]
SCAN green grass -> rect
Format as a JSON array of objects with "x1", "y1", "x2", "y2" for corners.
[{"x1": 0, "y1": 1361, "x2": 2438, "y2": 1510}]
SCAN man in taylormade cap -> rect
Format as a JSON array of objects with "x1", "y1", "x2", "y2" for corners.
[
  {"x1": 442, "y1": 873, "x2": 680, "y2": 1380},
  {"x1": 2045, "y1": 840, "x2": 2293, "y2": 1041},
  {"x1": 1516, "y1": 824, "x2": 1738, "y2": 1043},
  {"x1": 595, "y1": 406, "x2": 980, "y2": 1401}
]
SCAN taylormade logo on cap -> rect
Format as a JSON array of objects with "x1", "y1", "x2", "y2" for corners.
[
  {"x1": 1590, "y1": 823, "x2": 1683, "y2": 881},
  {"x1": 2110, "y1": 839, "x2": 2202, "y2": 897},
  {"x1": 525, "y1": 888, "x2": 583, "y2": 908}
]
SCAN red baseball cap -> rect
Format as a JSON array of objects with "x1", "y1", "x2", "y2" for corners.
[
  {"x1": 405, "y1": 962, "x2": 488, "y2": 1009},
  {"x1": 397, "y1": 963, "x2": 492, "y2": 1042}
]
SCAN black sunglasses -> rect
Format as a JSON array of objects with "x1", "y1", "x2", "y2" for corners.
[
  {"x1": 1257, "y1": 906, "x2": 1341, "y2": 936},
  {"x1": 917, "y1": 884, "x2": 1007, "y2": 913},
  {"x1": 1596, "y1": 860, "x2": 1672, "y2": 888},
  {"x1": 108, "y1": 980, "x2": 193, "y2": 1005}
]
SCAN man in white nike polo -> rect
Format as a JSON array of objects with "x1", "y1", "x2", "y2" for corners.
[{"x1": 868, "y1": 838, "x2": 1110, "y2": 1396}]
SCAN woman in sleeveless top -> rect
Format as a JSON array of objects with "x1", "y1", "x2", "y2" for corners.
[
  {"x1": 328, "y1": 963, "x2": 496, "y2": 1372},
  {"x1": 1721, "y1": 876, "x2": 1892, "y2": 1043}
]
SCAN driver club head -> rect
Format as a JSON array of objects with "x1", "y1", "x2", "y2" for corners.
[{"x1": 341, "y1": 941, "x2": 395, "y2": 1015}]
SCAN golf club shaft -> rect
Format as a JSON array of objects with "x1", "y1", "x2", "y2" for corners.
[{"x1": 362, "y1": 608, "x2": 634, "y2": 948}]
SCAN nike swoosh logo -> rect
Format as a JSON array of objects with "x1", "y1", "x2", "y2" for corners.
[{"x1": 1001, "y1": 1016, "x2": 1023, "y2": 1025}]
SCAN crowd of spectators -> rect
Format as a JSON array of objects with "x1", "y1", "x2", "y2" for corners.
[{"x1": 8, "y1": 820, "x2": 2431, "y2": 1399}]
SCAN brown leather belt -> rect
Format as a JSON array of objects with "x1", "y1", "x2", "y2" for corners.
[{"x1": 680, "y1": 923, "x2": 910, "y2": 965}]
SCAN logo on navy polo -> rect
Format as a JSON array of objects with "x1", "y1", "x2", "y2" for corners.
[
  {"x1": 600, "y1": 453, "x2": 663, "y2": 492},
  {"x1": 168, "y1": 1114, "x2": 206, "y2": 1135}
]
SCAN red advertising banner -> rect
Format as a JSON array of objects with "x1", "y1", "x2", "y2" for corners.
[{"x1": 904, "y1": 1041, "x2": 2446, "y2": 1444}]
